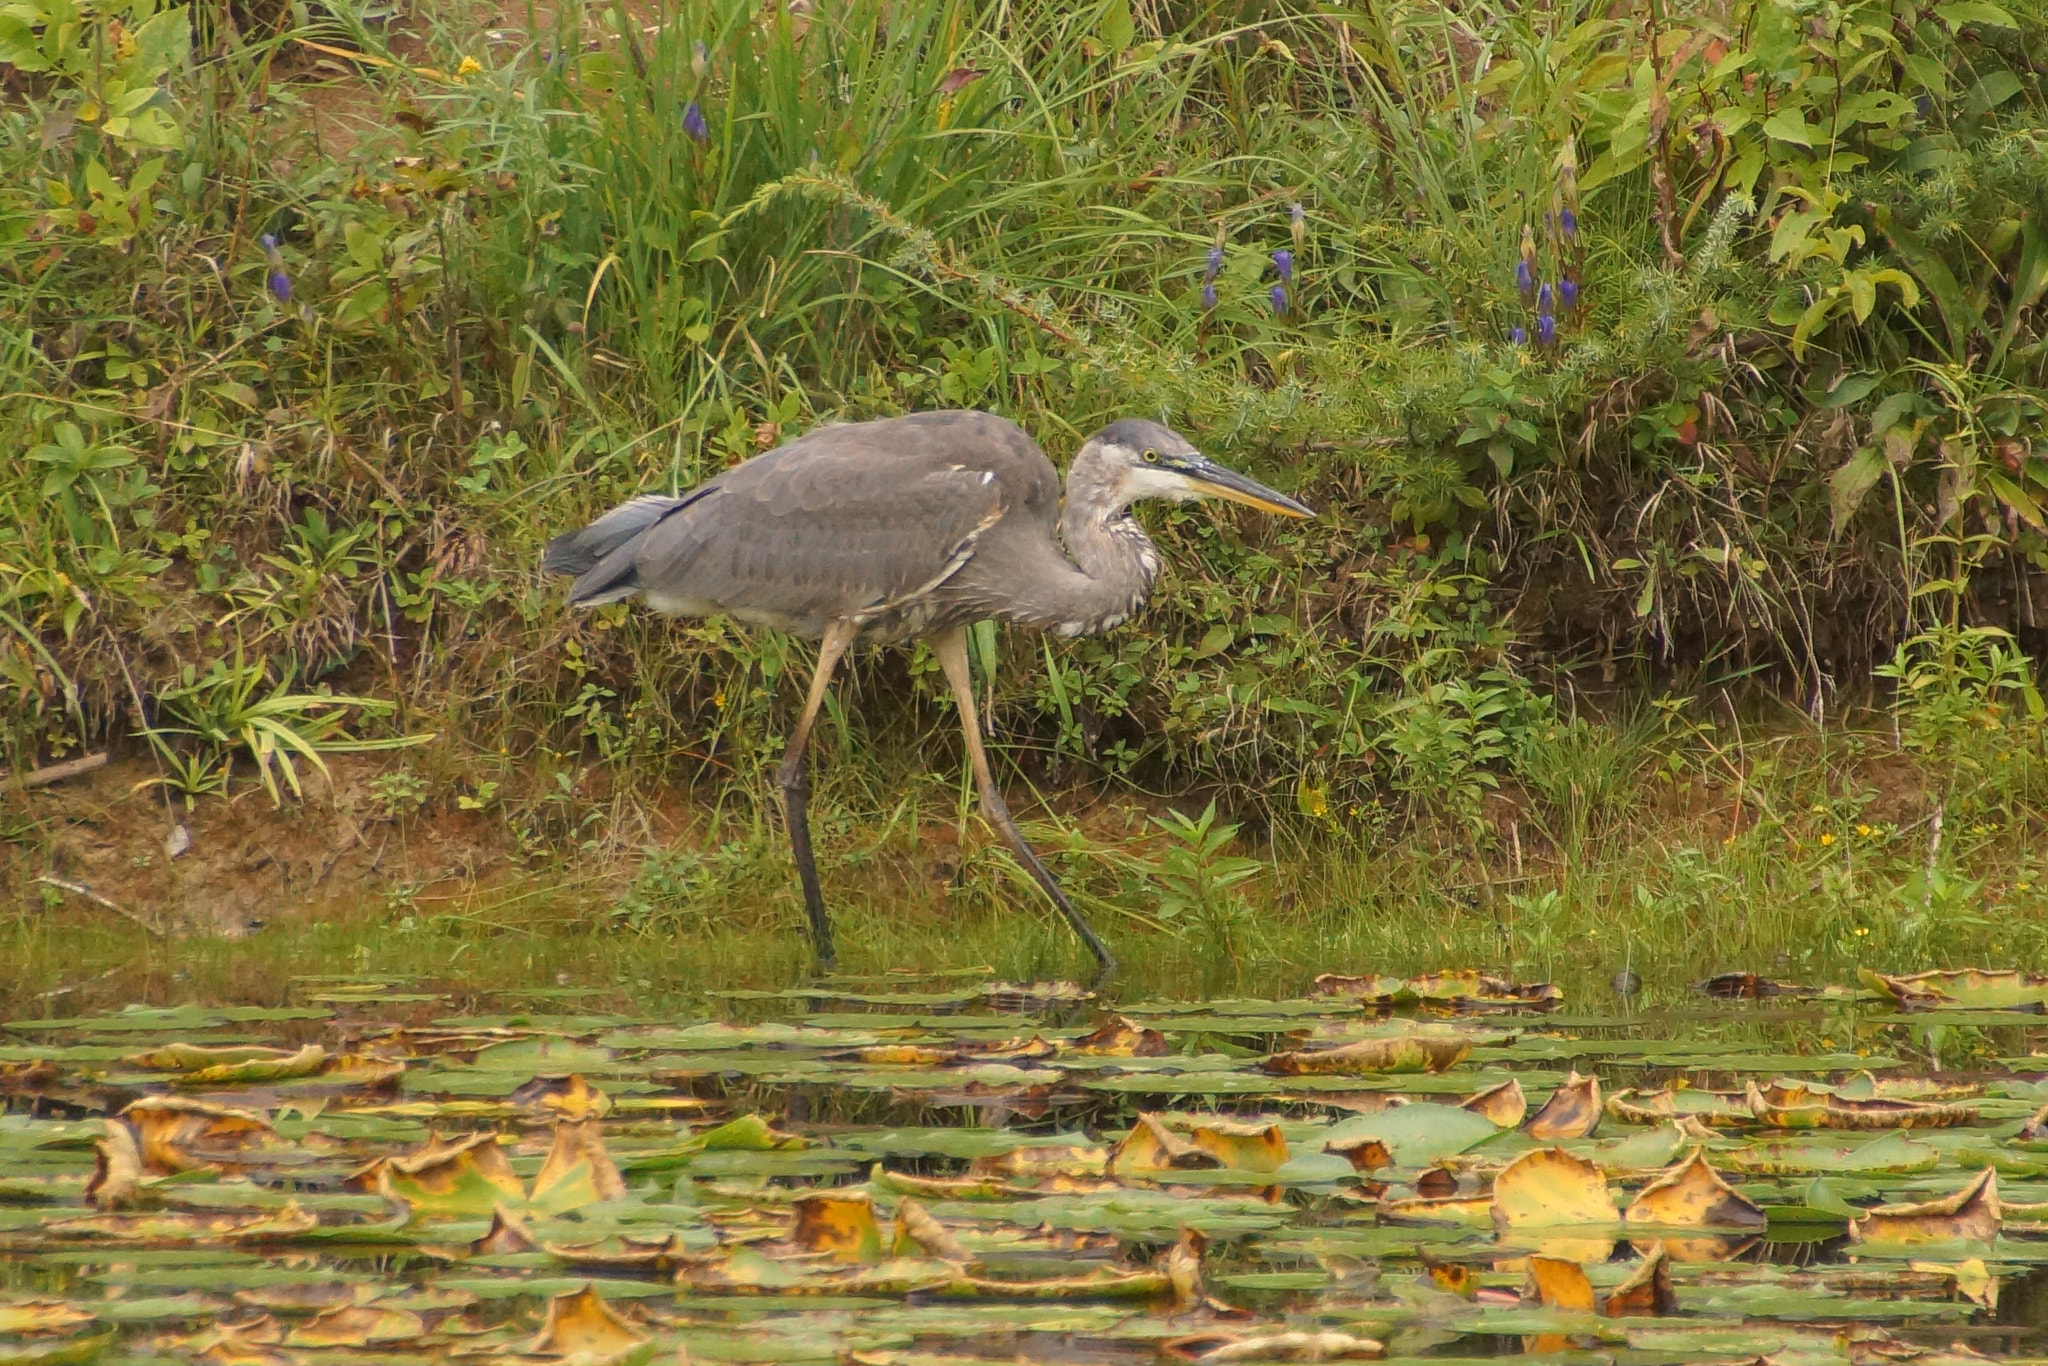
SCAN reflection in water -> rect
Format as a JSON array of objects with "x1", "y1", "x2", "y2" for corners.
[{"x1": 1638, "y1": 1233, "x2": 1763, "y2": 1263}]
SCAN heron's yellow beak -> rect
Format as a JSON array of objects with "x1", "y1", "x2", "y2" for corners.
[{"x1": 1182, "y1": 458, "x2": 1316, "y2": 518}]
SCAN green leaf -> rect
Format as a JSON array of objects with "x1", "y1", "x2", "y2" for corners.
[
  {"x1": 1968, "y1": 71, "x2": 2024, "y2": 113},
  {"x1": 1830, "y1": 446, "x2": 1888, "y2": 533},
  {"x1": 1993, "y1": 220, "x2": 2048, "y2": 368},
  {"x1": 82, "y1": 156, "x2": 118, "y2": 202},
  {"x1": 1325, "y1": 1103, "x2": 1501, "y2": 1167},
  {"x1": 1879, "y1": 220, "x2": 1985, "y2": 355},
  {"x1": 1901, "y1": 52, "x2": 1952, "y2": 95},
  {"x1": 1985, "y1": 470, "x2": 2046, "y2": 529},
  {"x1": 1822, "y1": 372, "x2": 1880, "y2": 407},
  {"x1": 342, "y1": 220, "x2": 385, "y2": 271},
  {"x1": 1790, "y1": 293, "x2": 1838, "y2": 359},
  {"x1": 1936, "y1": 0, "x2": 2017, "y2": 27},
  {"x1": 1769, "y1": 209, "x2": 1822, "y2": 263},
  {"x1": 1096, "y1": 0, "x2": 1134, "y2": 53},
  {"x1": 1761, "y1": 108, "x2": 1815, "y2": 146}
]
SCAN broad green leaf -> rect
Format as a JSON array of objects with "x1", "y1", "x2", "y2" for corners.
[
  {"x1": 1324, "y1": 1103, "x2": 1500, "y2": 1167},
  {"x1": 1761, "y1": 108, "x2": 1815, "y2": 146},
  {"x1": 1936, "y1": 1, "x2": 2017, "y2": 27}
]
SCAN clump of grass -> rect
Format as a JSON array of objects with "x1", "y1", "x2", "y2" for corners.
[{"x1": 1, "y1": 0, "x2": 2047, "y2": 981}]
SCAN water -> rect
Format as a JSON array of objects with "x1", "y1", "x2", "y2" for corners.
[{"x1": 2, "y1": 971, "x2": 2047, "y2": 1362}]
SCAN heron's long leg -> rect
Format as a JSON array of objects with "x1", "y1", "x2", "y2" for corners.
[
  {"x1": 932, "y1": 627, "x2": 1118, "y2": 980},
  {"x1": 778, "y1": 620, "x2": 858, "y2": 969}
]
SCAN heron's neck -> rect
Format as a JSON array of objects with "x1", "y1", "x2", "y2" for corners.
[{"x1": 1048, "y1": 464, "x2": 1161, "y2": 636}]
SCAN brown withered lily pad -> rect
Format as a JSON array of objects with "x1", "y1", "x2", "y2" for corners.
[
  {"x1": 1110, "y1": 1114, "x2": 1224, "y2": 1174},
  {"x1": 1523, "y1": 1071, "x2": 1601, "y2": 1139},
  {"x1": 525, "y1": 1284, "x2": 649, "y2": 1361},
  {"x1": 1606, "y1": 1085, "x2": 1752, "y2": 1127},
  {"x1": 1261, "y1": 1033, "x2": 1471, "y2": 1075},
  {"x1": 508, "y1": 1072, "x2": 613, "y2": 1120},
  {"x1": 1461, "y1": 1077, "x2": 1527, "y2": 1127},
  {"x1": 1065, "y1": 1016, "x2": 1169, "y2": 1056},
  {"x1": 1491, "y1": 1147, "x2": 1617, "y2": 1231},
  {"x1": 1860, "y1": 967, "x2": 2048, "y2": 1012},
  {"x1": 1849, "y1": 1168, "x2": 2002, "y2": 1245},
  {"x1": 1325, "y1": 1136, "x2": 1394, "y2": 1173},
  {"x1": 1604, "y1": 1243, "x2": 1678, "y2": 1315},
  {"x1": 1625, "y1": 1150, "x2": 1766, "y2": 1231},
  {"x1": 1746, "y1": 1079, "x2": 1978, "y2": 1130},
  {"x1": 120, "y1": 1097, "x2": 279, "y2": 1174},
  {"x1": 1312, "y1": 971, "x2": 1560, "y2": 1012}
]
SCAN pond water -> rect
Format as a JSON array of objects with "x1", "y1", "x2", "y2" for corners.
[{"x1": 3, "y1": 968, "x2": 2048, "y2": 1363}]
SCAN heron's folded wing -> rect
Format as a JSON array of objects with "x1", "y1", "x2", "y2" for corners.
[
  {"x1": 632, "y1": 454, "x2": 1009, "y2": 623},
  {"x1": 542, "y1": 493, "x2": 692, "y2": 577}
]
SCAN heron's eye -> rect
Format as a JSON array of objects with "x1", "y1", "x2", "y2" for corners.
[{"x1": 1141, "y1": 449, "x2": 1160, "y2": 463}]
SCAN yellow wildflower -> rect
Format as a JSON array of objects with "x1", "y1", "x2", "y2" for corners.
[
  {"x1": 1819, "y1": 832, "x2": 1836, "y2": 846},
  {"x1": 457, "y1": 55, "x2": 483, "y2": 77}
]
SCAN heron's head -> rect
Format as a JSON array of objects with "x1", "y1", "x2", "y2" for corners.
[{"x1": 1079, "y1": 418, "x2": 1314, "y2": 519}]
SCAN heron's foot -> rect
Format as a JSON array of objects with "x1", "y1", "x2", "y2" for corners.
[
  {"x1": 991, "y1": 820, "x2": 1117, "y2": 985},
  {"x1": 1085, "y1": 951, "x2": 1118, "y2": 995}
]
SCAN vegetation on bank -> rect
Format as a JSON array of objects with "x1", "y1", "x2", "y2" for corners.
[{"x1": 4, "y1": 0, "x2": 2048, "y2": 992}]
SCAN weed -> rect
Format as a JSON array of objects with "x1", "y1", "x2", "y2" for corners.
[
  {"x1": 145, "y1": 654, "x2": 432, "y2": 805},
  {"x1": 1136, "y1": 802, "x2": 1266, "y2": 977}
]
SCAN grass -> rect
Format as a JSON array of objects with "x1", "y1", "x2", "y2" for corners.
[
  {"x1": 4, "y1": 0, "x2": 2048, "y2": 1005},
  {"x1": 7, "y1": 685, "x2": 2048, "y2": 1023}
]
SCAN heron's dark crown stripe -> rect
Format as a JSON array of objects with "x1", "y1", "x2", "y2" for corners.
[{"x1": 1090, "y1": 417, "x2": 1180, "y2": 451}]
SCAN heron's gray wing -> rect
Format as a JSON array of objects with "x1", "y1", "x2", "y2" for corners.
[
  {"x1": 543, "y1": 493, "x2": 693, "y2": 577},
  {"x1": 630, "y1": 436, "x2": 1015, "y2": 624}
]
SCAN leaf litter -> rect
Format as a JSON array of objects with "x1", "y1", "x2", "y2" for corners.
[{"x1": 4, "y1": 970, "x2": 2048, "y2": 1362}]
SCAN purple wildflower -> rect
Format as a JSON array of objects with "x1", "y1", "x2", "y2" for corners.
[
  {"x1": 1202, "y1": 282, "x2": 1217, "y2": 310},
  {"x1": 1537, "y1": 311, "x2": 1556, "y2": 346},
  {"x1": 259, "y1": 234, "x2": 290, "y2": 303},
  {"x1": 1272, "y1": 249, "x2": 1293, "y2": 284},
  {"x1": 1560, "y1": 277, "x2": 1579, "y2": 311},
  {"x1": 683, "y1": 101, "x2": 710, "y2": 142},
  {"x1": 1510, "y1": 325, "x2": 1527, "y2": 346},
  {"x1": 1537, "y1": 281, "x2": 1554, "y2": 315},
  {"x1": 1205, "y1": 245, "x2": 1223, "y2": 281},
  {"x1": 1269, "y1": 282, "x2": 1288, "y2": 315},
  {"x1": 1515, "y1": 259, "x2": 1533, "y2": 296},
  {"x1": 1560, "y1": 206, "x2": 1578, "y2": 238}
]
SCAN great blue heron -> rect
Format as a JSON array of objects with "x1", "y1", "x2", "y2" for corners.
[{"x1": 543, "y1": 410, "x2": 1312, "y2": 976}]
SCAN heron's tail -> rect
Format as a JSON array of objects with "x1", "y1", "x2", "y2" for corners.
[{"x1": 542, "y1": 494, "x2": 688, "y2": 606}]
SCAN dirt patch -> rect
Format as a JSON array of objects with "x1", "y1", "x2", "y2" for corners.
[{"x1": 5, "y1": 754, "x2": 511, "y2": 938}]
